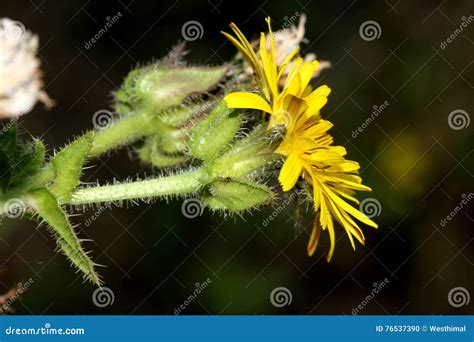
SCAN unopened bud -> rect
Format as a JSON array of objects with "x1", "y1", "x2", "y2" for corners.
[
  {"x1": 189, "y1": 101, "x2": 241, "y2": 162},
  {"x1": 202, "y1": 179, "x2": 273, "y2": 212}
]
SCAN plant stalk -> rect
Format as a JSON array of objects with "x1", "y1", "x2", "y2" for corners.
[
  {"x1": 90, "y1": 111, "x2": 155, "y2": 157},
  {"x1": 68, "y1": 168, "x2": 207, "y2": 205}
]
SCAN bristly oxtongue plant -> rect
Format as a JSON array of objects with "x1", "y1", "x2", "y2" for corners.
[{"x1": 0, "y1": 16, "x2": 377, "y2": 286}]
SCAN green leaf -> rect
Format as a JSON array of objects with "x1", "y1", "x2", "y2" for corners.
[
  {"x1": 51, "y1": 132, "x2": 94, "y2": 202},
  {"x1": 1, "y1": 123, "x2": 20, "y2": 192},
  {"x1": 12, "y1": 140, "x2": 46, "y2": 185},
  {"x1": 28, "y1": 188, "x2": 101, "y2": 285},
  {"x1": 0, "y1": 122, "x2": 18, "y2": 152},
  {"x1": 0, "y1": 123, "x2": 46, "y2": 193}
]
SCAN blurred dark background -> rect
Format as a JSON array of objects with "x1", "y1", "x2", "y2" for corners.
[{"x1": 0, "y1": 0, "x2": 472, "y2": 314}]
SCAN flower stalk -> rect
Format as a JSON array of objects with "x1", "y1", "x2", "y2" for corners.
[{"x1": 69, "y1": 168, "x2": 206, "y2": 205}]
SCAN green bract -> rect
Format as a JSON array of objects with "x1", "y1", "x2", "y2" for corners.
[
  {"x1": 202, "y1": 179, "x2": 273, "y2": 212},
  {"x1": 0, "y1": 126, "x2": 100, "y2": 284},
  {"x1": 189, "y1": 101, "x2": 241, "y2": 161}
]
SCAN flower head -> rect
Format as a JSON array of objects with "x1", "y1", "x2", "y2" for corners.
[{"x1": 222, "y1": 17, "x2": 377, "y2": 260}]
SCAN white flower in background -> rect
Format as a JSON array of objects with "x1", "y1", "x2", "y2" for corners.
[{"x1": 0, "y1": 18, "x2": 53, "y2": 119}]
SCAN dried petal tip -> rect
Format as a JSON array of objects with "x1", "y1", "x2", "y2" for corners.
[{"x1": 0, "y1": 18, "x2": 53, "y2": 119}]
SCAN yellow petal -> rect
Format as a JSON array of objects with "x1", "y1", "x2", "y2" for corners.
[
  {"x1": 265, "y1": 17, "x2": 276, "y2": 61},
  {"x1": 278, "y1": 153, "x2": 303, "y2": 191},
  {"x1": 327, "y1": 161, "x2": 360, "y2": 173},
  {"x1": 311, "y1": 178, "x2": 336, "y2": 261},
  {"x1": 299, "y1": 61, "x2": 320, "y2": 92},
  {"x1": 307, "y1": 218, "x2": 321, "y2": 256},
  {"x1": 221, "y1": 31, "x2": 259, "y2": 73},
  {"x1": 279, "y1": 94, "x2": 307, "y2": 132},
  {"x1": 228, "y1": 23, "x2": 260, "y2": 65},
  {"x1": 325, "y1": 209, "x2": 336, "y2": 262},
  {"x1": 283, "y1": 57, "x2": 303, "y2": 94},
  {"x1": 327, "y1": 197, "x2": 364, "y2": 249},
  {"x1": 323, "y1": 174, "x2": 372, "y2": 191},
  {"x1": 305, "y1": 84, "x2": 332, "y2": 102},
  {"x1": 326, "y1": 187, "x2": 378, "y2": 228},
  {"x1": 259, "y1": 34, "x2": 278, "y2": 98},
  {"x1": 277, "y1": 46, "x2": 300, "y2": 80},
  {"x1": 224, "y1": 92, "x2": 272, "y2": 113},
  {"x1": 332, "y1": 186, "x2": 359, "y2": 204},
  {"x1": 304, "y1": 85, "x2": 331, "y2": 116},
  {"x1": 308, "y1": 150, "x2": 344, "y2": 164}
]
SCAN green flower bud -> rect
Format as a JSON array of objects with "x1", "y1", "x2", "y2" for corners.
[
  {"x1": 202, "y1": 178, "x2": 273, "y2": 213},
  {"x1": 210, "y1": 124, "x2": 280, "y2": 179},
  {"x1": 138, "y1": 101, "x2": 215, "y2": 167},
  {"x1": 112, "y1": 64, "x2": 228, "y2": 168},
  {"x1": 138, "y1": 136, "x2": 187, "y2": 167},
  {"x1": 189, "y1": 101, "x2": 241, "y2": 162},
  {"x1": 114, "y1": 64, "x2": 228, "y2": 115}
]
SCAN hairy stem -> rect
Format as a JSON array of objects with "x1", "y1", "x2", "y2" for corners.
[
  {"x1": 68, "y1": 168, "x2": 207, "y2": 205},
  {"x1": 90, "y1": 111, "x2": 155, "y2": 157}
]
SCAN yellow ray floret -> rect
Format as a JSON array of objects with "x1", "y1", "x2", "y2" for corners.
[{"x1": 222, "y1": 17, "x2": 377, "y2": 260}]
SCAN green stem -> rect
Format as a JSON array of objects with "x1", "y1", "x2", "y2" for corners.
[
  {"x1": 90, "y1": 111, "x2": 154, "y2": 157},
  {"x1": 69, "y1": 168, "x2": 207, "y2": 205}
]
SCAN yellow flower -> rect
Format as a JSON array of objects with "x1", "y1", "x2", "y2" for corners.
[
  {"x1": 275, "y1": 114, "x2": 377, "y2": 260},
  {"x1": 222, "y1": 17, "x2": 377, "y2": 261}
]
